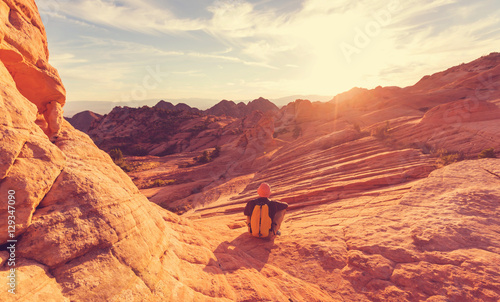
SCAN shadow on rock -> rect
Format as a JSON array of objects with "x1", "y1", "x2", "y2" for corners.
[{"x1": 204, "y1": 232, "x2": 278, "y2": 274}]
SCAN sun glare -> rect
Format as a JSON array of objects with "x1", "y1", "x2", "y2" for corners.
[{"x1": 279, "y1": 6, "x2": 390, "y2": 95}]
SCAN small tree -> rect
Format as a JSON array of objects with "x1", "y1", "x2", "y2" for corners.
[
  {"x1": 478, "y1": 148, "x2": 496, "y2": 159},
  {"x1": 213, "y1": 146, "x2": 221, "y2": 158},
  {"x1": 194, "y1": 150, "x2": 211, "y2": 164},
  {"x1": 109, "y1": 148, "x2": 123, "y2": 162},
  {"x1": 293, "y1": 126, "x2": 302, "y2": 139},
  {"x1": 435, "y1": 149, "x2": 462, "y2": 167},
  {"x1": 193, "y1": 147, "x2": 221, "y2": 165},
  {"x1": 109, "y1": 148, "x2": 132, "y2": 171},
  {"x1": 371, "y1": 121, "x2": 390, "y2": 139}
]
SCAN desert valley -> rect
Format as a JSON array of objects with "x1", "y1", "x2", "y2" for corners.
[{"x1": 1, "y1": 0, "x2": 500, "y2": 301}]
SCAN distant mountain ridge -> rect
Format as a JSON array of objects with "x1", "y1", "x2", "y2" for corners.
[
  {"x1": 62, "y1": 98, "x2": 219, "y2": 117},
  {"x1": 65, "y1": 110, "x2": 103, "y2": 133},
  {"x1": 70, "y1": 52, "x2": 500, "y2": 159},
  {"x1": 67, "y1": 97, "x2": 280, "y2": 133},
  {"x1": 154, "y1": 97, "x2": 279, "y2": 118},
  {"x1": 154, "y1": 100, "x2": 201, "y2": 114},
  {"x1": 80, "y1": 97, "x2": 281, "y2": 155},
  {"x1": 204, "y1": 97, "x2": 279, "y2": 118},
  {"x1": 62, "y1": 95, "x2": 333, "y2": 118}
]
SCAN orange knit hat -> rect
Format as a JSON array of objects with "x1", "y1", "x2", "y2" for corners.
[{"x1": 257, "y1": 183, "x2": 271, "y2": 198}]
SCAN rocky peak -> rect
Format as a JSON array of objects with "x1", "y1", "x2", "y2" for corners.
[
  {"x1": 65, "y1": 110, "x2": 102, "y2": 133},
  {"x1": 205, "y1": 97, "x2": 279, "y2": 118},
  {"x1": 204, "y1": 99, "x2": 240, "y2": 117},
  {"x1": 153, "y1": 100, "x2": 200, "y2": 114},
  {"x1": 153, "y1": 100, "x2": 175, "y2": 110},
  {"x1": 175, "y1": 102, "x2": 198, "y2": 113}
]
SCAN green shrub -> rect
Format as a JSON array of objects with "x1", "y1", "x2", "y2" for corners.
[
  {"x1": 193, "y1": 147, "x2": 221, "y2": 165},
  {"x1": 371, "y1": 121, "x2": 390, "y2": 139},
  {"x1": 151, "y1": 179, "x2": 175, "y2": 187},
  {"x1": 109, "y1": 148, "x2": 132, "y2": 171},
  {"x1": 436, "y1": 149, "x2": 462, "y2": 167},
  {"x1": 191, "y1": 185, "x2": 204, "y2": 194},
  {"x1": 198, "y1": 150, "x2": 212, "y2": 163},
  {"x1": 273, "y1": 128, "x2": 290, "y2": 138},
  {"x1": 440, "y1": 153, "x2": 460, "y2": 165},
  {"x1": 213, "y1": 146, "x2": 221, "y2": 158},
  {"x1": 478, "y1": 148, "x2": 496, "y2": 159},
  {"x1": 293, "y1": 126, "x2": 302, "y2": 139},
  {"x1": 138, "y1": 179, "x2": 176, "y2": 189},
  {"x1": 127, "y1": 161, "x2": 161, "y2": 172},
  {"x1": 115, "y1": 160, "x2": 132, "y2": 172},
  {"x1": 109, "y1": 148, "x2": 123, "y2": 162},
  {"x1": 167, "y1": 203, "x2": 193, "y2": 215},
  {"x1": 408, "y1": 142, "x2": 434, "y2": 155}
]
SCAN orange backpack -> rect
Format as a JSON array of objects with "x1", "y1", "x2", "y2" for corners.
[{"x1": 250, "y1": 203, "x2": 273, "y2": 238}]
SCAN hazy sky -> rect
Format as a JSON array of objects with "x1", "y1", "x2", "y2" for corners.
[{"x1": 38, "y1": 0, "x2": 500, "y2": 104}]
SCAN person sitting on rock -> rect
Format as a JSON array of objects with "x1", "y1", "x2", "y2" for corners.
[{"x1": 244, "y1": 183, "x2": 288, "y2": 238}]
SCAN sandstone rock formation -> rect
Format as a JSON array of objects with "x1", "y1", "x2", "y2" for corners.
[
  {"x1": 193, "y1": 159, "x2": 500, "y2": 302},
  {"x1": 65, "y1": 110, "x2": 102, "y2": 133},
  {"x1": 133, "y1": 53, "x2": 500, "y2": 301},
  {"x1": 87, "y1": 100, "x2": 280, "y2": 157},
  {"x1": 0, "y1": 1, "x2": 234, "y2": 301},
  {"x1": 0, "y1": 0, "x2": 65, "y2": 139},
  {"x1": 393, "y1": 99, "x2": 500, "y2": 157},
  {"x1": 87, "y1": 105, "x2": 209, "y2": 155}
]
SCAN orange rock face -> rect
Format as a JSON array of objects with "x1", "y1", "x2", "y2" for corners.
[
  {"x1": 0, "y1": 0, "x2": 65, "y2": 140},
  {"x1": 0, "y1": 1, "x2": 234, "y2": 301}
]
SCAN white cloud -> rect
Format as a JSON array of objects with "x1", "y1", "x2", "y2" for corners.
[
  {"x1": 207, "y1": 0, "x2": 256, "y2": 36},
  {"x1": 50, "y1": 53, "x2": 88, "y2": 65},
  {"x1": 78, "y1": 36, "x2": 185, "y2": 57},
  {"x1": 54, "y1": 0, "x2": 205, "y2": 34},
  {"x1": 186, "y1": 51, "x2": 278, "y2": 69},
  {"x1": 44, "y1": 0, "x2": 500, "y2": 101},
  {"x1": 241, "y1": 40, "x2": 296, "y2": 62}
]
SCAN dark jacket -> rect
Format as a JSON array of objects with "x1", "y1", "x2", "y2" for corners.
[{"x1": 244, "y1": 197, "x2": 288, "y2": 221}]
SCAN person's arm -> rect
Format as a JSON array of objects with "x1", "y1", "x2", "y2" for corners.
[
  {"x1": 244, "y1": 200, "x2": 255, "y2": 231},
  {"x1": 243, "y1": 200, "x2": 254, "y2": 216},
  {"x1": 274, "y1": 200, "x2": 288, "y2": 211},
  {"x1": 270, "y1": 201, "x2": 287, "y2": 234}
]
